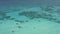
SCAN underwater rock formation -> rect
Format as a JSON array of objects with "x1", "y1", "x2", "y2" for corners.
[
  {"x1": 4, "y1": 16, "x2": 11, "y2": 19},
  {"x1": 44, "y1": 6, "x2": 54, "y2": 11},
  {"x1": 0, "y1": 22, "x2": 3, "y2": 24},
  {"x1": 0, "y1": 11, "x2": 14, "y2": 20},
  {"x1": 11, "y1": 30, "x2": 15, "y2": 33},
  {"x1": 18, "y1": 10, "x2": 60, "y2": 23},
  {"x1": 0, "y1": 11, "x2": 7, "y2": 20},
  {"x1": 57, "y1": 21, "x2": 60, "y2": 23},
  {"x1": 18, "y1": 11, "x2": 53, "y2": 19},
  {"x1": 10, "y1": 18, "x2": 15, "y2": 20},
  {"x1": 15, "y1": 20, "x2": 24, "y2": 23},
  {"x1": 17, "y1": 26, "x2": 22, "y2": 29},
  {"x1": 18, "y1": 11, "x2": 42, "y2": 19}
]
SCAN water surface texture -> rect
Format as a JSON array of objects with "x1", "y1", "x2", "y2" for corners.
[{"x1": 0, "y1": 0, "x2": 60, "y2": 34}]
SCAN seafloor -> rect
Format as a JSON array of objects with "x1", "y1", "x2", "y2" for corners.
[{"x1": 0, "y1": 0, "x2": 60, "y2": 34}]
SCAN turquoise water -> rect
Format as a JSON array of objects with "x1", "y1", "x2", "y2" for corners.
[{"x1": 0, "y1": 0, "x2": 60, "y2": 34}]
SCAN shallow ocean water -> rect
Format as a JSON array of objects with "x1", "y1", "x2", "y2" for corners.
[{"x1": 0, "y1": 0, "x2": 60, "y2": 34}]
